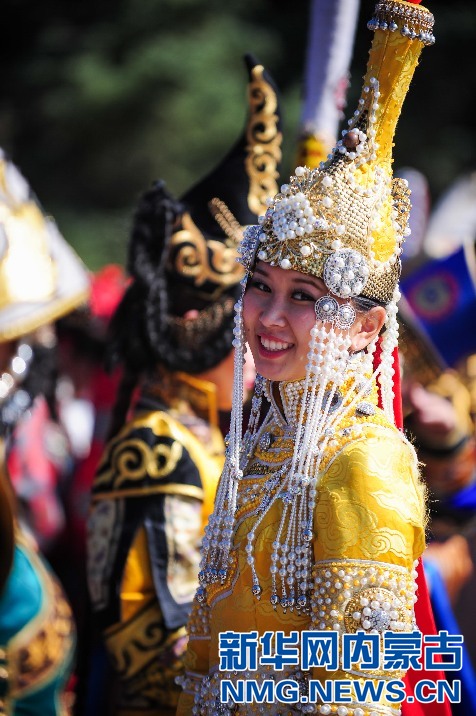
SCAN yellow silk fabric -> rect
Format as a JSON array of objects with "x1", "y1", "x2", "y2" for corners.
[
  {"x1": 315, "y1": 433, "x2": 426, "y2": 565},
  {"x1": 120, "y1": 526, "x2": 155, "y2": 624},
  {"x1": 177, "y1": 424, "x2": 426, "y2": 715}
]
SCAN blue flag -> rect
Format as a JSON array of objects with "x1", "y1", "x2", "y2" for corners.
[{"x1": 401, "y1": 245, "x2": 476, "y2": 367}]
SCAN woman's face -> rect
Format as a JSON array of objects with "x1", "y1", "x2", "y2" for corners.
[{"x1": 243, "y1": 262, "x2": 329, "y2": 383}]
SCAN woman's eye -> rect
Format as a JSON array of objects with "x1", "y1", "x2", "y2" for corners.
[
  {"x1": 293, "y1": 290, "x2": 315, "y2": 301},
  {"x1": 250, "y1": 280, "x2": 270, "y2": 292}
]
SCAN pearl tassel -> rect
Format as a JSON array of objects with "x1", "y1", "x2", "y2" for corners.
[
  {"x1": 377, "y1": 286, "x2": 400, "y2": 423},
  {"x1": 197, "y1": 283, "x2": 392, "y2": 613},
  {"x1": 197, "y1": 288, "x2": 247, "y2": 594}
]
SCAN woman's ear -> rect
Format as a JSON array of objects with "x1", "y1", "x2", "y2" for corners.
[{"x1": 350, "y1": 306, "x2": 387, "y2": 352}]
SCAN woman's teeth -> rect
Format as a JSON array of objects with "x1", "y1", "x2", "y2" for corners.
[{"x1": 260, "y1": 337, "x2": 292, "y2": 351}]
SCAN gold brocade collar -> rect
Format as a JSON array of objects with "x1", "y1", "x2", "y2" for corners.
[
  {"x1": 143, "y1": 370, "x2": 219, "y2": 430},
  {"x1": 267, "y1": 359, "x2": 380, "y2": 429}
]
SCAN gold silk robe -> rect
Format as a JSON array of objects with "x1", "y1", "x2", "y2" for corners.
[
  {"x1": 87, "y1": 373, "x2": 223, "y2": 715},
  {"x1": 177, "y1": 377, "x2": 427, "y2": 715}
]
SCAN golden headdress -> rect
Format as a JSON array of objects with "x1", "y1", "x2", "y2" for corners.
[
  {"x1": 241, "y1": 0, "x2": 434, "y2": 305},
  {"x1": 0, "y1": 153, "x2": 90, "y2": 342}
]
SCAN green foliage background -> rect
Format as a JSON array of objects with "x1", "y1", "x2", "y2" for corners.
[{"x1": 1, "y1": 0, "x2": 474, "y2": 270}]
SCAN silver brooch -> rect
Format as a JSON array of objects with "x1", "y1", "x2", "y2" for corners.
[
  {"x1": 356, "y1": 401, "x2": 376, "y2": 416},
  {"x1": 323, "y1": 248, "x2": 369, "y2": 298},
  {"x1": 336, "y1": 302, "x2": 356, "y2": 330},
  {"x1": 315, "y1": 295, "x2": 339, "y2": 322}
]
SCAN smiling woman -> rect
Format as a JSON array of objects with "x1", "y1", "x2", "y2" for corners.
[
  {"x1": 244, "y1": 263, "x2": 386, "y2": 384},
  {"x1": 177, "y1": 2, "x2": 438, "y2": 715}
]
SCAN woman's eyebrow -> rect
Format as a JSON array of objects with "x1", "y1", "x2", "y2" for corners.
[{"x1": 294, "y1": 277, "x2": 325, "y2": 290}]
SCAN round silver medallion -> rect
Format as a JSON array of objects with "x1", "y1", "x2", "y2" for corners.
[
  {"x1": 315, "y1": 295, "x2": 339, "y2": 322},
  {"x1": 336, "y1": 302, "x2": 356, "y2": 329},
  {"x1": 323, "y1": 248, "x2": 369, "y2": 298}
]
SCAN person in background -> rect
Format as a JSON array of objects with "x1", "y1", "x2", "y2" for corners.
[
  {"x1": 50, "y1": 265, "x2": 129, "y2": 716},
  {"x1": 399, "y1": 310, "x2": 476, "y2": 712},
  {"x1": 86, "y1": 54, "x2": 282, "y2": 715},
  {"x1": 0, "y1": 150, "x2": 90, "y2": 714},
  {"x1": 56, "y1": 264, "x2": 129, "y2": 572}
]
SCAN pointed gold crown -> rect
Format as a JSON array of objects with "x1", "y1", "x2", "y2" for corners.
[
  {"x1": 0, "y1": 154, "x2": 90, "y2": 342},
  {"x1": 240, "y1": 0, "x2": 434, "y2": 304}
]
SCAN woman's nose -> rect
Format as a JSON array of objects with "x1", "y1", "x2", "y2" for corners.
[{"x1": 259, "y1": 298, "x2": 287, "y2": 327}]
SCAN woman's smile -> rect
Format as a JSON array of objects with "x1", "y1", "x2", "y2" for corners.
[{"x1": 258, "y1": 334, "x2": 295, "y2": 356}]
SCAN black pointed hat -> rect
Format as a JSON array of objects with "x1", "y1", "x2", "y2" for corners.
[
  {"x1": 113, "y1": 54, "x2": 282, "y2": 375},
  {"x1": 181, "y1": 53, "x2": 282, "y2": 239}
]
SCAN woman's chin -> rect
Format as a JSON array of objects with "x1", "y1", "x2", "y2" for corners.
[{"x1": 253, "y1": 363, "x2": 304, "y2": 384}]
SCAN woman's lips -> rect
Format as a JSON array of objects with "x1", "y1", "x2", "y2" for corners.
[{"x1": 257, "y1": 335, "x2": 294, "y2": 357}]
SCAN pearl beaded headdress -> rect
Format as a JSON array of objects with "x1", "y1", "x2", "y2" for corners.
[
  {"x1": 241, "y1": 1, "x2": 434, "y2": 305},
  {"x1": 197, "y1": 0, "x2": 434, "y2": 609}
]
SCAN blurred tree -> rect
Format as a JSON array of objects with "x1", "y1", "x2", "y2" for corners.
[{"x1": 0, "y1": 0, "x2": 474, "y2": 268}]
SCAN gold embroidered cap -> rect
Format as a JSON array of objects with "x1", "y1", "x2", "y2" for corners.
[
  {"x1": 0, "y1": 153, "x2": 90, "y2": 342},
  {"x1": 240, "y1": 0, "x2": 434, "y2": 304}
]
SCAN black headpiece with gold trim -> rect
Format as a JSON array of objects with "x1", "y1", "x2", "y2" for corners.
[{"x1": 110, "y1": 54, "x2": 282, "y2": 375}]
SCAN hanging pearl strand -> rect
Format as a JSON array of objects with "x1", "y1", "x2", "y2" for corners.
[
  {"x1": 260, "y1": 322, "x2": 352, "y2": 611},
  {"x1": 269, "y1": 323, "x2": 325, "y2": 608},
  {"x1": 277, "y1": 326, "x2": 352, "y2": 609},
  {"x1": 197, "y1": 288, "x2": 247, "y2": 596},
  {"x1": 241, "y1": 373, "x2": 266, "y2": 465},
  {"x1": 257, "y1": 325, "x2": 319, "y2": 607},
  {"x1": 377, "y1": 287, "x2": 400, "y2": 423},
  {"x1": 254, "y1": 327, "x2": 385, "y2": 613}
]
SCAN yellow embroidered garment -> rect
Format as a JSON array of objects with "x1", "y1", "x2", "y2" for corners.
[
  {"x1": 87, "y1": 373, "x2": 223, "y2": 714},
  {"x1": 177, "y1": 377, "x2": 427, "y2": 715}
]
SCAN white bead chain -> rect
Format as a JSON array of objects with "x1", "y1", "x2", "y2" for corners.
[{"x1": 197, "y1": 285, "x2": 394, "y2": 613}]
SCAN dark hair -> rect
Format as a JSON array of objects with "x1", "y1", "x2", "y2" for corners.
[
  {"x1": 352, "y1": 295, "x2": 388, "y2": 313},
  {"x1": 106, "y1": 182, "x2": 239, "y2": 439}
]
